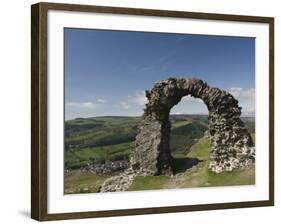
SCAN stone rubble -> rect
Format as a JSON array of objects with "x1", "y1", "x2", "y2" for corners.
[
  {"x1": 79, "y1": 160, "x2": 129, "y2": 174},
  {"x1": 99, "y1": 168, "x2": 151, "y2": 192}
]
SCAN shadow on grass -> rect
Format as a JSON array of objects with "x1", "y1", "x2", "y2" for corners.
[{"x1": 172, "y1": 157, "x2": 203, "y2": 174}]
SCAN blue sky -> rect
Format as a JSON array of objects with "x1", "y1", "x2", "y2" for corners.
[{"x1": 65, "y1": 28, "x2": 255, "y2": 120}]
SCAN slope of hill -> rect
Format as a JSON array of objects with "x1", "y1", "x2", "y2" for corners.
[
  {"x1": 65, "y1": 115, "x2": 210, "y2": 169},
  {"x1": 64, "y1": 115, "x2": 255, "y2": 194},
  {"x1": 65, "y1": 116, "x2": 141, "y2": 151},
  {"x1": 129, "y1": 136, "x2": 255, "y2": 191}
]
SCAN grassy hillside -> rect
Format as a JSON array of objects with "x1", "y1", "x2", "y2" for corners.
[
  {"x1": 65, "y1": 135, "x2": 255, "y2": 194},
  {"x1": 65, "y1": 142, "x2": 133, "y2": 169},
  {"x1": 65, "y1": 115, "x2": 209, "y2": 169},
  {"x1": 170, "y1": 120, "x2": 207, "y2": 157},
  {"x1": 65, "y1": 116, "x2": 140, "y2": 151},
  {"x1": 64, "y1": 171, "x2": 108, "y2": 194},
  {"x1": 129, "y1": 136, "x2": 255, "y2": 191},
  {"x1": 64, "y1": 115, "x2": 255, "y2": 194}
]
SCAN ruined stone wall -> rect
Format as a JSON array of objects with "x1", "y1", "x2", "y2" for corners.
[{"x1": 130, "y1": 78, "x2": 255, "y2": 174}]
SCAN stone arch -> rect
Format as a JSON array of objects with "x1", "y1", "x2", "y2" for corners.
[{"x1": 130, "y1": 78, "x2": 255, "y2": 175}]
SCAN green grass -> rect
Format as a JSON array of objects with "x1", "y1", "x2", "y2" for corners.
[
  {"x1": 65, "y1": 134, "x2": 256, "y2": 193},
  {"x1": 129, "y1": 135, "x2": 255, "y2": 191},
  {"x1": 206, "y1": 168, "x2": 255, "y2": 186},
  {"x1": 65, "y1": 142, "x2": 133, "y2": 169},
  {"x1": 188, "y1": 137, "x2": 211, "y2": 159},
  {"x1": 65, "y1": 116, "x2": 209, "y2": 169},
  {"x1": 170, "y1": 121, "x2": 208, "y2": 157},
  {"x1": 65, "y1": 116, "x2": 140, "y2": 150},
  {"x1": 64, "y1": 116, "x2": 255, "y2": 193},
  {"x1": 170, "y1": 120, "x2": 191, "y2": 128},
  {"x1": 64, "y1": 171, "x2": 108, "y2": 194},
  {"x1": 128, "y1": 176, "x2": 170, "y2": 191},
  {"x1": 65, "y1": 115, "x2": 209, "y2": 153}
]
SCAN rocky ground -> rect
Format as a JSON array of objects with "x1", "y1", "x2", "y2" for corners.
[{"x1": 78, "y1": 160, "x2": 129, "y2": 175}]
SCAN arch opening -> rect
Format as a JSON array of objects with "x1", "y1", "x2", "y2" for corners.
[
  {"x1": 130, "y1": 78, "x2": 255, "y2": 175},
  {"x1": 169, "y1": 95, "x2": 208, "y2": 173}
]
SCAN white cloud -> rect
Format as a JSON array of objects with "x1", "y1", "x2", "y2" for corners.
[
  {"x1": 97, "y1": 98, "x2": 107, "y2": 103},
  {"x1": 119, "y1": 101, "x2": 131, "y2": 109},
  {"x1": 242, "y1": 106, "x2": 255, "y2": 116},
  {"x1": 229, "y1": 87, "x2": 255, "y2": 99},
  {"x1": 229, "y1": 87, "x2": 255, "y2": 116},
  {"x1": 171, "y1": 99, "x2": 208, "y2": 115},
  {"x1": 182, "y1": 95, "x2": 203, "y2": 103},
  {"x1": 127, "y1": 91, "x2": 148, "y2": 107},
  {"x1": 87, "y1": 87, "x2": 255, "y2": 118},
  {"x1": 173, "y1": 112, "x2": 182, "y2": 115},
  {"x1": 117, "y1": 91, "x2": 148, "y2": 113},
  {"x1": 66, "y1": 101, "x2": 95, "y2": 109}
]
